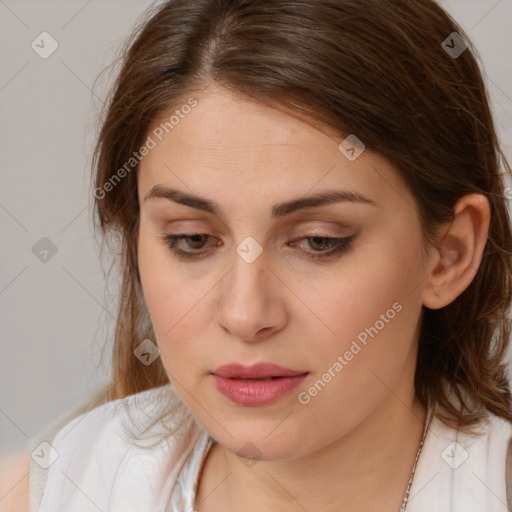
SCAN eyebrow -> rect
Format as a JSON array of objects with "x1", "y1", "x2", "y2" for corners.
[{"x1": 143, "y1": 185, "x2": 376, "y2": 217}]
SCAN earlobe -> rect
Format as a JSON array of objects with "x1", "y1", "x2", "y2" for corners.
[{"x1": 422, "y1": 193, "x2": 490, "y2": 310}]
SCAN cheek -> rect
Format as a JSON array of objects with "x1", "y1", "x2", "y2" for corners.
[
  {"x1": 311, "y1": 233, "x2": 422, "y2": 348},
  {"x1": 309, "y1": 278, "x2": 416, "y2": 390},
  {"x1": 137, "y1": 230, "x2": 214, "y2": 374},
  {"x1": 304, "y1": 231, "x2": 424, "y2": 388},
  {"x1": 138, "y1": 233, "x2": 173, "y2": 331},
  {"x1": 295, "y1": 290, "x2": 421, "y2": 448}
]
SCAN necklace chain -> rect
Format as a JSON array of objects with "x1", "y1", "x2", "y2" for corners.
[
  {"x1": 186, "y1": 402, "x2": 434, "y2": 512},
  {"x1": 398, "y1": 403, "x2": 433, "y2": 512}
]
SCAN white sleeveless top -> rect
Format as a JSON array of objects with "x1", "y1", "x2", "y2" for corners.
[{"x1": 32, "y1": 384, "x2": 512, "y2": 512}]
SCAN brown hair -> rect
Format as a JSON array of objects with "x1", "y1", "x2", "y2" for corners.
[{"x1": 92, "y1": 0, "x2": 512, "y2": 431}]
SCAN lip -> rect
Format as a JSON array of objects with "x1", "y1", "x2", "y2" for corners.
[
  {"x1": 211, "y1": 363, "x2": 309, "y2": 406},
  {"x1": 212, "y1": 362, "x2": 307, "y2": 379}
]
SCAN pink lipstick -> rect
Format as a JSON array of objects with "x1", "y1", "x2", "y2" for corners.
[{"x1": 211, "y1": 363, "x2": 308, "y2": 406}]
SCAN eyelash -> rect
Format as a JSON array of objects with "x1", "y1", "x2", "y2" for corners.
[{"x1": 161, "y1": 233, "x2": 356, "y2": 261}]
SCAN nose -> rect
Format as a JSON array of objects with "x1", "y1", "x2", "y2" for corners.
[{"x1": 215, "y1": 247, "x2": 287, "y2": 343}]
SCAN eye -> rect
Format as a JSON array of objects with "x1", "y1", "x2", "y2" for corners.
[
  {"x1": 161, "y1": 233, "x2": 356, "y2": 261},
  {"x1": 162, "y1": 233, "x2": 218, "y2": 260},
  {"x1": 290, "y1": 234, "x2": 356, "y2": 260}
]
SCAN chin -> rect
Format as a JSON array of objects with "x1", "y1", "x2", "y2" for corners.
[{"x1": 210, "y1": 420, "x2": 311, "y2": 462}]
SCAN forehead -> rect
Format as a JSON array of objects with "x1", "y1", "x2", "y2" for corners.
[{"x1": 138, "y1": 88, "x2": 412, "y2": 214}]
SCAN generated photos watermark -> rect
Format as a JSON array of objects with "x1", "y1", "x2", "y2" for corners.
[
  {"x1": 94, "y1": 97, "x2": 198, "y2": 200},
  {"x1": 298, "y1": 301, "x2": 403, "y2": 404}
]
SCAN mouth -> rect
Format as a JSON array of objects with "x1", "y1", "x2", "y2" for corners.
[
  {"x1": 211, "y1": 362, "x2": 309, "y2": 406},
  {"x1": 237, "y1": 377, "x2": 280, "y2": 382},
  {"x1": 212, "y1": 362, "x2": 308, "y2": 379}
]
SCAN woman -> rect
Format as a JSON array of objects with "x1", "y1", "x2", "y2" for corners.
[{"x1": 29, "y1": 0, "x2": 512, "y2": 510}]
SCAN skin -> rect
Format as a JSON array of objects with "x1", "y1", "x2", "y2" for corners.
[
  {"x1": 0, "y1": 453, "x2": 30, "y2": 512},
  {"x1": 137, "y1": 85, "x2": 490, "y2": 511}
]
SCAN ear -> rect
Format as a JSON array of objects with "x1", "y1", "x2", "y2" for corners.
[{"x1": 422, "y1": 193, "x2": 490, "y2": 310}]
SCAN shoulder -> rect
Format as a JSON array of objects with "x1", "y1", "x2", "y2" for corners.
[
  {"x1": 0, "y1": 452, "x2": 30, "y2": 512},
  {"x1": 33, "y1": 384, "x2": 201, "y2": 512},
  {"x1": 408, "y1": 411, "x2": 512, "y2": 512},
  {"x1": 455, "y1": 412, "x2": 512, "y2": 471},
  {"x1": 45, "y1": 383, "x2": 196, "y2": 452}
]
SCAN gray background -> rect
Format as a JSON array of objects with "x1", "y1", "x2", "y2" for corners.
[{"x1": 1, "y1": 0, "x2": 511, "y2": 457}]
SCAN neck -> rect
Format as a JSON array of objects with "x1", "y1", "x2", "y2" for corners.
[{"x1": 196, "y1": 391, "x2": 427, "y2": 512}]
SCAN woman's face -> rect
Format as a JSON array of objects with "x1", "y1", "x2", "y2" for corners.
[{"x1": 137, "y1": 86, "x2": 432, "y2": 460}]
